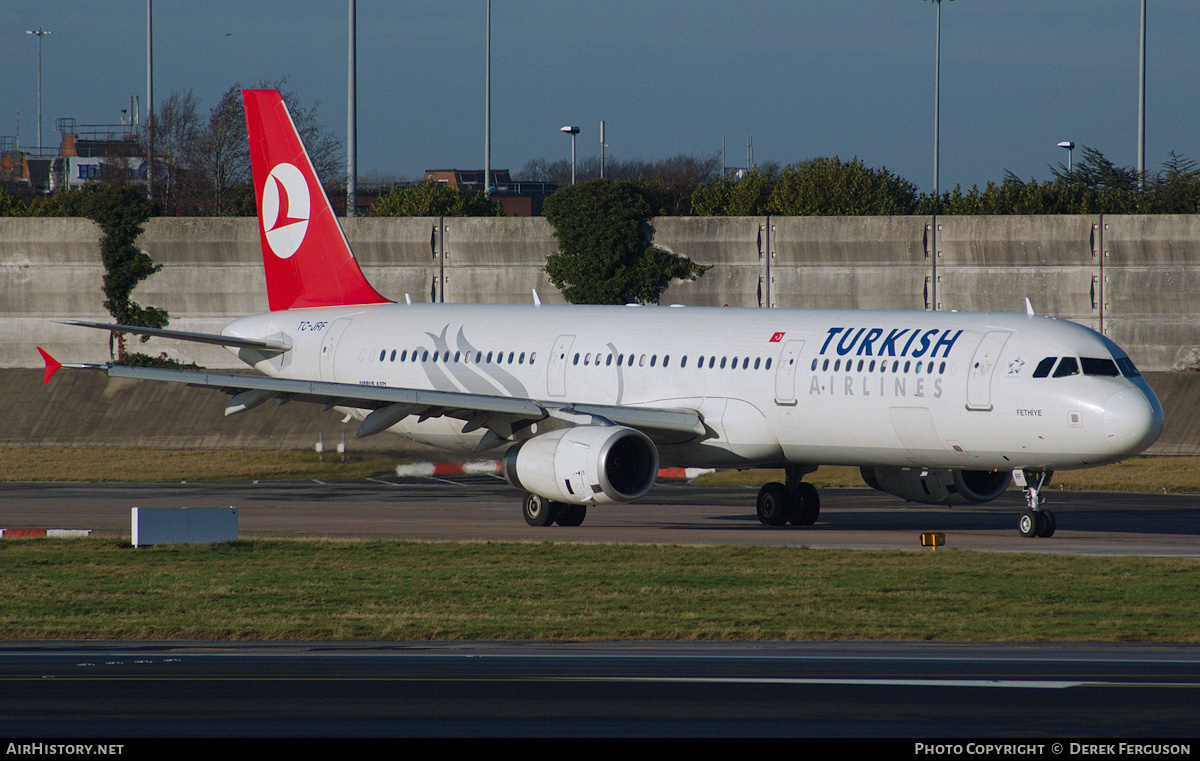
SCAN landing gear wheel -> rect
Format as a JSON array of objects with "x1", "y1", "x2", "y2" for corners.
[
  {"x1": 1018, "y1": 510, "x2": 1039, "y2": 538},
  {"x1": 1037, "y1": 510, "x2": 1056, "y2": 538},
  {"x1": 522, "y1": 493, "x2": 556, "y2": 527},
  {"x1": 789, "y1": 482, "x2": 821, "y2": 526},
  {"x1": 555, "y1": 504, "x2": 587, "y2": 527},
  {"x1": 757, "y1": 482, "x2": 793, "y2": 526}
]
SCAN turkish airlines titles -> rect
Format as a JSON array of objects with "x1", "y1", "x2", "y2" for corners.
[{"x1": 809, "y1": 327, "x2": 965, "y2": 399}]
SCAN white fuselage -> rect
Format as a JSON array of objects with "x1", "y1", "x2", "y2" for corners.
[{"x1": 224, "y1": 302, "x2": 1163, "y2": 473}]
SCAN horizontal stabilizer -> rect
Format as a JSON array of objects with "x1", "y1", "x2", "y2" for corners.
[
  {"x1": 58, "y1": 320, "x2": 291, "y2": 354},
  {"x1": 36, "y1": 347, "x2": 106, "y2": 383}
]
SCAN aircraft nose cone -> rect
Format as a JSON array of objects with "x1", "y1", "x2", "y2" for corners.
[{"x1": 1102, "y1": 387, "x2": 1163, "y2": 455}]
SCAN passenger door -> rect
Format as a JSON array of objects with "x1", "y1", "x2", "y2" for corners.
[{"x1": 965, "y1": 331, "x2": 1011, "y2": 411}]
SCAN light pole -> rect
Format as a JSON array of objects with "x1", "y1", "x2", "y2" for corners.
[
  {"x1": 26, "y1": 27, "x2": 50, "y2": 155},
  {"x1": 347, "y1": 0, "x2": 357, "y2": 217},
  {"x1": 1137, "y1": 0, "x2": 1146, "y2": 190},
  {"x1": 560, "y1": 125, "x2": 579, "y2": 185},
  {"x1": 1057, "y1": 141, "x2": 1075, "y2": 173},
  {"x1": 485, "y1": 0, "x2": 494, "y2": 193},
  {"x1": 926, "y1": 0, "x2": 958, "y2": 196},
  {"x1": 932, "y1": 0, "x2": 941, "y2": 197},
  {"x1": 146, "y1": 1, "x2": 153, "y2": 201}
]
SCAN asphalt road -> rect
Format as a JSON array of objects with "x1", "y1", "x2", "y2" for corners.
[
  {"x1": 2, "y1": 475, "x2": 1198, "y2": 556},
  {"x1": 4, "y1": 640, "x2": 1200, "y2": 739},
  {"x1": 3, "y1": 477, "x2": 1199, "y2": 739}
]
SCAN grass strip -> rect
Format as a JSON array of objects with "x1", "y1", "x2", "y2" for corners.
[
  {"x1": 1, "y1": 450, "x2": 1198, "y2": 493},
  {"x1": 3, "y1": 539, "x2": 1199, "y2": 642},
  {"x1": 0, "y1": 448, "x2": 398, "y2": 482}
]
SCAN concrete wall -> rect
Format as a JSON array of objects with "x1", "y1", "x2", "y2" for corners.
[
  {"x1": 7, "y1": 213, "x2": 1197, "y2": 371},
  {"x1": 1101, "y1": 215, "x2": 1200, "y2": 372},
  {"x1": 3, "y1": 213, "x2": 1198, "y2": 452},
  {"x1": 0, "y1": 368, "x2": 435, "y2": 453},
  {"x1": 652, "y1": 216, "x2": 767, "y2": 307},
  {"x1": 441, "y1": 217, "x2": 563, "y2": 305},
  {"x1": 770, "y1": 216, "x2": 930, "y2": 311},
  {"x1": 932, "y1": 215, "x2": 1100, "y2": 329}
]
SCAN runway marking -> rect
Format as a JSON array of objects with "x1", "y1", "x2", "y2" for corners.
[
  {"x1": 11, "y1": 672, "x2": 1199, "y2": 691},
  {"x1": 578, "y1": 676, "x2": 1086, "y2": 689}
]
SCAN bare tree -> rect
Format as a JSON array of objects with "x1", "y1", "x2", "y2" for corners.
[
  {"x1": 141, "y1": 89, "x2": 203, "y2": 214},
  {"x1": 146, "y1": 81, "x2": 343, "y2": 216},
  {"x1": 191, "y1": 85, "x2": 251, "y2": 215}
]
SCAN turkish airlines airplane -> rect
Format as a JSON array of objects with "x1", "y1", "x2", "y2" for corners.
[{"x1": 41, "y1": 90, "x2": 1163, "y2": 538}]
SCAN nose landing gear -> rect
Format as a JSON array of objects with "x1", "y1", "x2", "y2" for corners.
[{"x1": 1013, "y1": 469, "x2": 1055, "y2": 538}]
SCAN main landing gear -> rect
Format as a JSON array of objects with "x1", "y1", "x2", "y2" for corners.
[
  {"x1": 522, "y1": 492, "x2": 587, "y2": 527},
  {"x1": 1013, "y1": 469, "x2": 1055, "y2": 538},
  {"x1": 756, "y1": 466, "x2": 821, "y2": 527}
]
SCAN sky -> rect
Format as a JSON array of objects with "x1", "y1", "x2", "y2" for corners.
[{"x1": 3, "y1": 1, "x2": 1198, "y2": 193}]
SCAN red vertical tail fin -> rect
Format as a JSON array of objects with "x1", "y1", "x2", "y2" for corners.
[{"x1": 242, "y1": 89, "x2": 389, "y2": 311}]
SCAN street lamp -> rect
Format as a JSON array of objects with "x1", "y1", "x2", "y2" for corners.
[
  {"x1": 926, "y1": 0, "x2": 957, "y2": 197},
  {"x1": 560, "y1": 125, "x2": 580, "y2": 185},
  {"x1": 932, "y1": 0, "x2": 941, "y2": 197},
  {"x1": 25, "y1": 27, "x2": 50, "y2": 154},
  {"x1": 1057, "y1": 141, "x2": 1075, "y2": 173},
  {"x1": 1137, "y1": 0, "x2": 1146, "y2": 190}
]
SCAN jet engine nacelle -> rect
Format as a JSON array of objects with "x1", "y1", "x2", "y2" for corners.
[
  {"x1": 502, "y1": 425, "x2": 659, "y2": 505},
  {"x1": 860, "y1": 466, "x2": 1011, "y2": 506}
]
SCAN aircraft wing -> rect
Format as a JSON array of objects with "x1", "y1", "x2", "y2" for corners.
[{"x1": 49, "y1": 359, "x2": 706, "y2": 450}]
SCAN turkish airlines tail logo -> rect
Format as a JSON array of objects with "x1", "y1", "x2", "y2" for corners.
[
  {"x1": 243, "y1": 88, "x2": 389, "y2": 311},
  {"x1": 261, "y1": 163, "x2": 310, "y2": 259}
]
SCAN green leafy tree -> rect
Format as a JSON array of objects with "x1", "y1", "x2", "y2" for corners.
[
  {"x1": 923, "y1": 173, "x2": 1102, "y2": 215},
  {"x1": 369, "y1": 179, "x2": 501, "y2": 217},
  {"x1": 1148, "y1": 152, "x2": 1200, "y2": 213},
  {"x1": 769, "y1": 157, "x2": 919, "y2": 216},
  {"x1": 0, "y1": 188, "x2": 31, "y2": 215},
  {"x1": 924, "y1": 148, "x2": 1200, "y2": 215},
  {"x1": 27, "y1": 185, "x2": 166, "y2": 361},
  {"x1": 543, "y1": 179, "x2": 708, "y2": 304},
  {"x1": 691, "y1": 168, "x2": 779, "y2": 216},
  {"x1": 692, "y1": 160, "x2": 917, "y2": 217}
]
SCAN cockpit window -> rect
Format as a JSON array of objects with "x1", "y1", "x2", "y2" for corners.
[
  {"x1": 1052, "y1": 356, "x2": 1080, "y2": 378},
  {"x1": 1033, "y1": 357, "x2": 1057, "y2": 378},
  {"x1": 1081, "y1": 357, "x2": 1120, "y2": 377},
  {"x1": 1116, "y1": 356, "x2": 1141, "y2": 378}
]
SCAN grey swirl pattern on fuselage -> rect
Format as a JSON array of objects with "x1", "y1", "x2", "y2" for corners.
[{"x1": 418, "y1": 324, "x2": 530, "y2": 398}]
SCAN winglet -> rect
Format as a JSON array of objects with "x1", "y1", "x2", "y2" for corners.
[
  {"x1": 37, "y1": 347, "x2": 62, "y2": 385},
  {"x1": 1025, "y1": 298, "x2": 1036, "y2": 317}
]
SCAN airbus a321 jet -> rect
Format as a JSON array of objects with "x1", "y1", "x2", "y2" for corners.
[{"x1": 39, "y1": 89, "x2": 1164, "y2": 538}]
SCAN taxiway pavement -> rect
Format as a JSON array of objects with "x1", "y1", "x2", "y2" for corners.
[{"x1": 2, "y1": 475, "x2": 1197, "y2": 556}]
